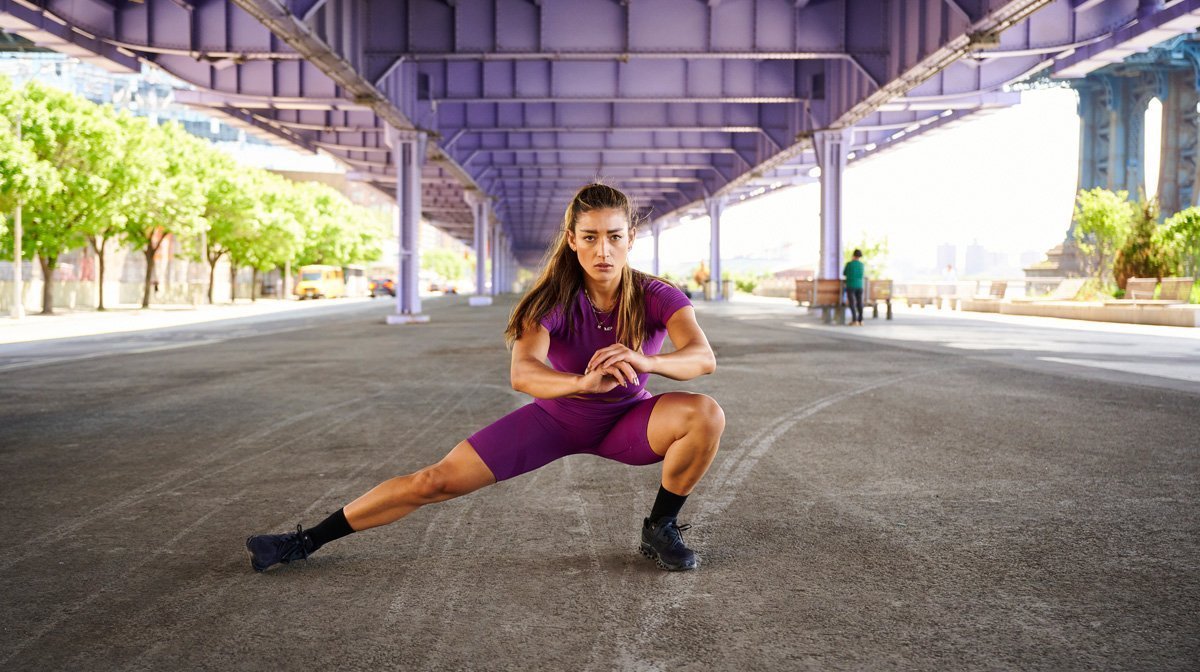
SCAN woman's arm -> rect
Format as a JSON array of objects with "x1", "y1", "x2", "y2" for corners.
[
  {"x1": 511, "y1": 323, "x2": 621, "y2": 398},
  {"x1": 587, "y1": 306, "x2": 716, "y2": 382}
]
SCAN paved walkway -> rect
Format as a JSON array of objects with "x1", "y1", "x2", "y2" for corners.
[{"x1": 0, "y1": 295, "x2": 1196, "y2": 670}]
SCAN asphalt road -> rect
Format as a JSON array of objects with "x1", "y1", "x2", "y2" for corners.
[{"x1": 1, "y1": 296, "x2": 1196, "y2": 671}]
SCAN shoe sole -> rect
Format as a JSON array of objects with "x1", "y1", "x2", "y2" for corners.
[{"x1": 639, "y1": 542, "x2": 699, "y2": 571}]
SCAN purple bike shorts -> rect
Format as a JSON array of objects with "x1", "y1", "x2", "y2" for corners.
[{"x1": 468, "y1": 394, "x2": 666, "y2": 482}]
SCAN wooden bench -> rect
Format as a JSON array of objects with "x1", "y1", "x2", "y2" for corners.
[
  {"x1": 902, "y1": 283, "x2": 937, "y2": 308},
  {"x1": 795, "y1": 278, "x2": 848, "y2": 324},
  {"x1": 1161, "y1": 277, "x2": 1195, "y2": 302},
  {"x1": 863, "y1": 279, "x2": 893, "y2": 320},
  {"x1": 1104, "y1": 277, "x2": 1193, "y2": 306},
  {"x1": 1011, "y1": 277, "x2": 1085, "y2": 303}
]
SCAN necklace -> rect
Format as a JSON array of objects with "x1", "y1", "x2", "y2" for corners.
[{"x1": 583, "y1": 290, "x2": 615, "y2": 332}]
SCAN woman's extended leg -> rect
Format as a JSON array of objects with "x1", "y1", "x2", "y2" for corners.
[
  {"x1": 245, "y1": 441, "x2": 496, "y2": 572},
  {"x1": 343, "y1": 440, "x2": 496, "y2": 530},
  {"x1": 639, "y1": 392, "x2": 725, "y2": 571}
]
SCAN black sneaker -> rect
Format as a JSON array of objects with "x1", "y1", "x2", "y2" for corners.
[
  {"x1": 639, "y1": 517, "x2": 699, "y2": 571},
  {"x1": 246, "y1": 524, "x2": 314, "y2": 572}
]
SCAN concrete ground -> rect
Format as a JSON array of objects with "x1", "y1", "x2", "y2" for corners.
[{"x1": 0, "y1": 296, "x2": 1196, "y2": 671}]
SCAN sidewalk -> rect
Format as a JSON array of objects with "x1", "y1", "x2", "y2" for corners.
[{"x1": 0, "y1": 297, "x2": 379, "y2": 345}]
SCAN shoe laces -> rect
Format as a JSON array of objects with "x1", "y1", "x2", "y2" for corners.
[
  {"x1": 283, "y1": 524, "x2": 311, "y2": 562},
  {"x1": 660, "y1": 520, "x2": 691, "y2": 548}
]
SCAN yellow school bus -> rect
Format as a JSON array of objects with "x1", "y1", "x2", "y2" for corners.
[{"x1": 294, "y1": 265, "x2": 345, "y2": 299}]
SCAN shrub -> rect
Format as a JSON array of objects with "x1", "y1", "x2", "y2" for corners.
[{"x1": 1114, "y1": 198, "x2": 1174, "y2": 289}]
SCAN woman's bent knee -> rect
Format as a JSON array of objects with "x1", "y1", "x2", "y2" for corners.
[{"x1": 687, "y1": 394, "x2": 726, "y2": 436}]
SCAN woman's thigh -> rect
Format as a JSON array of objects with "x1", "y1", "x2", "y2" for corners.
[
  {"x1": 594, "y1": 394, "x2": 673, "y2": 465},
  {"x1": 467, "y1": 403, "x2": 580, "y2": 482}
]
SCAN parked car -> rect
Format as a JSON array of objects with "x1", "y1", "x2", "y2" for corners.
[{"x1": 369, "y1": 277, "x2": 396, "y2": 297}]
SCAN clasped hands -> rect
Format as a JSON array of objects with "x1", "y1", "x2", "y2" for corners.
[{"x1": 579, "y1": 344, "x2": 653, "y2": 394}]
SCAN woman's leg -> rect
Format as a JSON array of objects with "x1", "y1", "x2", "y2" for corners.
[
  {"x1": 646, "y1": 392, "x2": 726, "y2": 496},
  {"x1": 246, "y1": 441, "x2": 496, "y2": 572},
  {"x1": 634, "y1": 392, "x2": 725, "y2": 571},
  {"x1": 343, "y1": 440, "x2": 495, "y2": 531}
]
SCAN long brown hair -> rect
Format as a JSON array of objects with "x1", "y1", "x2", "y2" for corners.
[{"x1": 505, "y1": 183, "x2": 667, "y2": 350}]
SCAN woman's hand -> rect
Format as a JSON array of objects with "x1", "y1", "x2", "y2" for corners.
[
  {"x1": 576, "y1": 367, "x2": 623, "y2": 395},
  {"x1": 585, "y1": 344, "x2": 652, "y2": 386}
]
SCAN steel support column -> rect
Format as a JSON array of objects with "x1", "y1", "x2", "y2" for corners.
[
  {"x1": 490, "y1": 225, "x2": 502, "y2": 296},
  {"x1": 707, "y1": 197, "x2": 725, "y2": 301},
  {"x1": 652, "y1": 221, "x2": 662, "y2": 277},
  {"x1": 467, "y1": 190, "x2": 492, "y2": 306},
  {"x1": 387, "y1": 129, "x2": 430, "y2": 325},
  {"x1": 815, "y1": 128, "x2": 853, "y2": 282},
  {"x1": 1158, "y1": 69, "x2": 1200, "y2": 215}
]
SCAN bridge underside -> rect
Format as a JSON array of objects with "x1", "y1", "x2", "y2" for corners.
[{"x1": 3, "y1": 0, "x2": 1200, "y2": 305}]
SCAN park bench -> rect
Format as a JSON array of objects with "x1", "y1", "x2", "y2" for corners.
[
  {"x1": 795, "y1": 278, "x2": 848, "y2": 324},
  {"x1": 1104, "y1": 277, "x2": 1193, "y2": 306},
  {"x1": 901, "y1": 283, "x2": 937, "y2": 308},
  {"x1": 935, "y1": 283, "x2": 958, "y2": 309},
  {"x1": 1011, "y1": 277, "x2": 1086, "y2": 303},
  {"x1": 864, "y1": 279, "x2": 893, "y2": 319},
  {"x1": 985, "y1": 280, "x2": 1008, "y2": 300},
  {"x1": 1161, "y1": 277, "x2": 1195, "y2": 302}
]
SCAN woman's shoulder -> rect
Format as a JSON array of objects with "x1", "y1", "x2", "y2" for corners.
[
  {"x1": 639, "y1": 275, "x2": 692, "y2": 322},
  {"x1": 641, "y1": 275, "x2": 683, "y2": 296}
]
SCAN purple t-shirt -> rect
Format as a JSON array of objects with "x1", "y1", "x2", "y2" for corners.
[{"x1": 538, "y1": 279, "x2": 692, "y2": 402}]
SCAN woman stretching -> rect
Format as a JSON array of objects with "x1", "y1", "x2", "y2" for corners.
[{"x1": 246, "y1": 183, "x2": 725, "y2": 572}]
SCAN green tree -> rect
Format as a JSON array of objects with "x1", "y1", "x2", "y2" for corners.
[
  {"x1": 1157, "y1": 206, "x2": 1200, "y2": 279},
  {"x1": 0, "y1": 79, "x2": 62, "y2": 262},
  {"x1": 422, "y1": 248, "x2": 469, "y2": 283},
  {"x1": 843, "y1": 235, "x2": 889, "y2": 279},
  {"x1": 200, "y1": 153, "x2": 260, "y2": 302},
  {"x1": 239, "y1": 173, "x2": 303, "y2": 301},
  {"x1": 1073, "y1": 188, "x2": 1134, "y2": 283},
  {"x1": 120, "y1": 120, "x2": 207, "y2": 308},
  {"x1": 1114, "y1": 198, "x2": 1173, "y2": 289},
  {"x1": 295, "y1": 183, "x2": 386, "y2": 268},
  {"x1": 82, "y1": 111, "x2": 149, "y2": 311},
  {"x1": 3, "y1": 82, "x2": 122, "y2": 314}
]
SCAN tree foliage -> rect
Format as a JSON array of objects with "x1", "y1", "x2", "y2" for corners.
[
  {"x1": 1, "y1": 74, "x2": 388, "y2": 310},
  {"x1": 1113, "y1": 198, "x2": 1173, "y2": 289},
  {"x1": 843, "y1": 234, "x2": 889, "y2": 279},
  {"x1": 421, "y1": 248, "x2": 470, "y2": 283},
  {"x1": 1073, "y1": 188, "x2": 1134, "y2": 283},
  {"x1": 1157, "y1": 206, "x2": 1200, "y2": 279}
]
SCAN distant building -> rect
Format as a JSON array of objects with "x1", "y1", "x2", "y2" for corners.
[
  {"x1": 965, "y1": 241, "x2": 987, "y2": 276},
  {"x1": 937, "y1": 244, "x2": 957, "y2": 272}
]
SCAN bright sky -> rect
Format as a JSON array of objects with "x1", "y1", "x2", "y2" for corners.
[{"x1": 630, "y1": 86, "x2": 1092, "y2": 280}]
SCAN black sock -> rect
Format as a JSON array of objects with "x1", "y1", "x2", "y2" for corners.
[
  {"x1": 305, "y1": 508, "x2": 355, "y2": 551},
  {"x1": 648, "y1": 485, "x2": 688, "y2": 524}
]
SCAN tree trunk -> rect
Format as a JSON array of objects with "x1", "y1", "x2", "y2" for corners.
[
  {"x1": 143, "y1": 245, "x2": 156, "y2": 309},
  {"x1": 93, "y1": 237, "x2": 109, "y2": 311},
  {"x1": 208, "y1": 257, "x2": 217, "y2": 304},
  {"x1": 207, "y1": 249, "x2": 223, "y2": 305},
  {"x1": 39, "y1": 254, "x2": 57, "y2": 315},
  {"x1": 251, "y1": 268, "x2": 259, "y2": 302},
  {"x1": 229, "y1": 263, "x2": 238, "y2": 303}
]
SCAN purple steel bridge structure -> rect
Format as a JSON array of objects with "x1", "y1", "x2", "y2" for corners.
[{"x1": 2, "y1": 0, "x2": 1198, "y2": 321}]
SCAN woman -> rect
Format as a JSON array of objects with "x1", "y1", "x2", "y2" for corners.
[{"x1": 246, "y1": 183, "x2": 725, "y2": 572}]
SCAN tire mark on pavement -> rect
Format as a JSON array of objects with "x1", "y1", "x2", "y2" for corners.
[
  {"x1": 109, "y1": 368, "x2": 481, "y2": 670},
  {"x1": 613, "y1": 365, "x2": 967, "y2": 669},
  {"x1": 0, "y1": 394, "x2": 380, "y2": 573},
  {"x1": 112, "y1": 354, "x2": 495, "y2": 669},
  {"x1": 0, "y1": 491, "x2": 247, "y2": 667}
]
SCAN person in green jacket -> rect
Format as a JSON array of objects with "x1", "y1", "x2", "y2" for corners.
[{"x1": 843, "y1": 249, "x2": 865, "y2": 326}]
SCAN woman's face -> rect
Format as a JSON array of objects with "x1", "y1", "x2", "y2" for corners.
[{"x1": 568, "y1": 208, "x2": 634, "y2": 283}]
